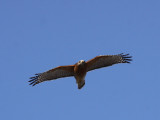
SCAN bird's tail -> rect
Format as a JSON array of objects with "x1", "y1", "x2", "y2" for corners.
[{"x1": 78, "y1": 80, "x2": 85, "y2": 89}]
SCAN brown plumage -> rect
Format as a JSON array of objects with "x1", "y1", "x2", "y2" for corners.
[{"x1": 29, "y1": 53, "x2": 132, "y2": 89}]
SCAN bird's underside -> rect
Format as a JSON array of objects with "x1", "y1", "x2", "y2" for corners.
[{"x1": 29, "y1": 53, "x2": 132, "y2": 89}]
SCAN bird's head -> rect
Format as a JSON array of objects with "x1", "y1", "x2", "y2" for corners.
[{"x1": 77, "y1": 60, "x2": 86, "y2": 66}]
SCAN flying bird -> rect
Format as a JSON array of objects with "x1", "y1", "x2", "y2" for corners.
[{"x1": 29, "y1": 53, "x2": 132, "y2": 89}]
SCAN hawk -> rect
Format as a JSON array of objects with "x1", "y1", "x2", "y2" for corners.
[{"x1": 29, "y1": 53, "x2": 132, "y2": 89}]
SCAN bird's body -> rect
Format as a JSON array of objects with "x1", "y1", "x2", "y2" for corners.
[
  {"x1": 74, "y1": 60, "x2": 87, "y2": 89},
  {"x1": 29, "y1": 53, "x2": 132, "y2": 89}
]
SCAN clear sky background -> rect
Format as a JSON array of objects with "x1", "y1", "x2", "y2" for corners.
[{"x1": 0, "y1": 0, "x2": 160, "y2": 120}]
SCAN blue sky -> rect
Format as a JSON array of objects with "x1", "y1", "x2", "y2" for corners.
[{"x1": 0, "y1": 0, "x2": 160, "y2": 120}]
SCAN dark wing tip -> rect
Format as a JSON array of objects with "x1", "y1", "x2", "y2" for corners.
[
  {"x1": 118, "y1": 53, "x2": 132, "y2": 63},
  {"x1": 28, "y1": 73, "x2": 42, "y2": 86}
]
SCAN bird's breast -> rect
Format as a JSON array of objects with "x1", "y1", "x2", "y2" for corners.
[{"x1": 74, "y1": 64, "x2": 87, "y2": 76}]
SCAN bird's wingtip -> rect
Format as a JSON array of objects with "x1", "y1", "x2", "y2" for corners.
[
  {"x1": 28, "y1": 73, "x2": 42, "y2": 86},
  {"x1": 119, "y1": 53, "x2": 132, "y2": 63}
]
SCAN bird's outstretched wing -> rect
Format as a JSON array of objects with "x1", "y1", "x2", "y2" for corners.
[
  {"x1": 29, "y1": 65, "x2": 75, "y2": 86},
  {"x1": 86, "y1": 53, "x2": 132, "y2": 72}
]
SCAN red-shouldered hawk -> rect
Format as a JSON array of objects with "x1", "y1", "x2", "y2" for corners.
[{"x1": 29, "y1": 53, "x2": 132, "y2": 89}]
